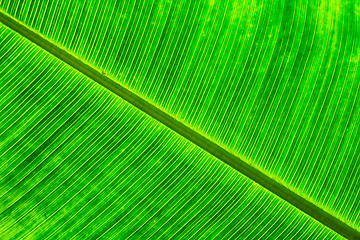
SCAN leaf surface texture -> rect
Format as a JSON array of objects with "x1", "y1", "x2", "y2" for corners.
[{"x1": 0, "y1": 0, "x2": 359, "y2": 238}]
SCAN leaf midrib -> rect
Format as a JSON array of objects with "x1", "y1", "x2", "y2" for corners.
[{"x1": 0, "y1": 9, "x2": 358, "y2": 240}]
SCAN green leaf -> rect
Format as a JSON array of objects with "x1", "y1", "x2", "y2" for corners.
[{"x1": 0, "y1": 0, "x2": 359, "y2": 239}]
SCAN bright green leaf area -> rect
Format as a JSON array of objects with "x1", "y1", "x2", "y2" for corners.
[
  {"x1": 0, "y1": 26, "x2": 340, "y2": 239},
  {"x1": 0, "y1": 0, "x2": 358, "y2": 231}
]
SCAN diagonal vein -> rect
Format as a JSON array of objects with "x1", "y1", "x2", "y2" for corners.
[{"x1": 0, "y1": 9, "x2": 358, "y2": 240}]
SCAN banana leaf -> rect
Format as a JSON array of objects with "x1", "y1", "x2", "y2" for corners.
[{"x1": 0, "y1": 0, "x2": 359, "y2": 239}]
